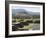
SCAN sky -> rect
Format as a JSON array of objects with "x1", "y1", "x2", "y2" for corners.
[
  {"x1": 12, "y1": 6, "x2": 40, "y2": 13},
  {"x1": 12, "y1": 6, "x2": 40, "y2": 15}
]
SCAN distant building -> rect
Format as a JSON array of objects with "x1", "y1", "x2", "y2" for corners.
[
  {"x1": 12, "y1": 9, "x2": 32, "y2": 19},
  {"x1": 16, "y1": 12, "x2": 32, "y2": 19}
]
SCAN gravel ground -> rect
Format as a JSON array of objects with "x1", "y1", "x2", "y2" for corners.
[{"x1": 32, "y1": 24, "x2": 40, "y2": 30}]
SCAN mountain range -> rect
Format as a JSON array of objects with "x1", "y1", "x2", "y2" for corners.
[{"x1": 12, "y1": 9, "x2": 40, "y2": 16}]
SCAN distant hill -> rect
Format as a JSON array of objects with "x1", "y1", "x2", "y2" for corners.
[
  {"x1": 12, "y1": 9, "x2": 40, "y2": 16},
  {"x1": 27, "y1": 11, "x2": 40, "y2": 16},
  {"x1": 12, "y1": 9, "x2": 27, "y2": 16}
]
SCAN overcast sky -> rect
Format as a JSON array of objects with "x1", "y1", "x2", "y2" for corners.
[{"x1": 12, "y1": 6, "x2": 40, "y2": 12}]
